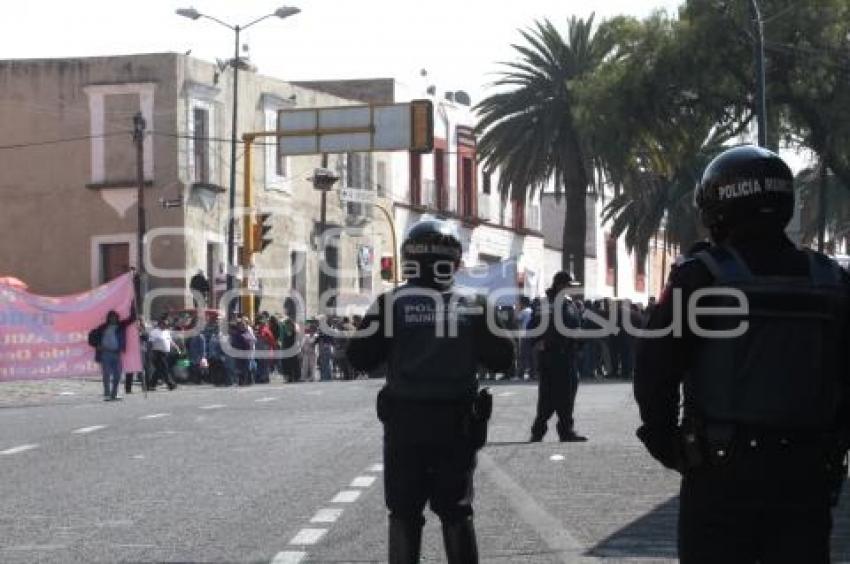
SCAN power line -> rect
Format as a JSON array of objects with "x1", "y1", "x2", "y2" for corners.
[{"x1": 0, "y1": 131, "x2": 131, "y2": 150}]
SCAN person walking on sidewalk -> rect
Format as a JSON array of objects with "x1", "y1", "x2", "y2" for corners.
[{"x1": 88, "y1": 308, "x2": 137, "y2": 401}]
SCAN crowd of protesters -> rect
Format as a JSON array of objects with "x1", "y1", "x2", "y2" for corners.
[
  {"x1": 90, "y1": 289, "x2": 653, "y2": 401},
  {"x1": 90, "y1": 304, "x2": 373, "y2": 399}
]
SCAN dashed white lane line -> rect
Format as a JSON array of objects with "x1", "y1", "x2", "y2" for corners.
[
  {"x1": 72, "y1": 425, "x2": 107, "y2": 435},
  {"x1": 550, "y1": 454, "x2": 565, "y2": 462},
  {"x1": 199, "y1": 404, "x2": 226, "y2": 410},
  {"x1": 367, "y1": 463, "x2": 384, "y2": 473},
  {"x1": 331, "y1": 490, "x2": 361, "y2": 503},
  {"x1": 255, "y1": 397, "x2": 278, "y2": 403},
  {"x1": 498, "y1": 391, "x2": 516, "y2": 397},
  {"x1": 271, "y1": 550, "x2": 306, "y2": 564},
  {"x1": 310, "y1": 508, "x2": 344, "y2": 524},
  {"x1": 288, "y1": 528, "x2": 327, "y2": 546},
  {"x1": 350, "y1": 476, "x2": 376, "y2": 488},
  {"x1": 140, "y1": 413, "x2": 170, "y2": 420},
  {"x1": 0, "y1": 444, "x2": 39, "y2": 455}
]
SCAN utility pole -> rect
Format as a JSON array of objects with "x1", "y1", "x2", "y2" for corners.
[
  {"x1": 133, "y1": 112, "x2": 147, "y2": 309},
  {"x1": 318, "y1": 153, "x2": 329, "y2": 312},
  {"x1": 225, "y1": 25, "x2": 241, "y2": 318},
  {"x1": 749, "y1": 0, "x2": 767, "y2": 147}
]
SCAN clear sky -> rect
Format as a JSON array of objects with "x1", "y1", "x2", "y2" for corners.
[{"x1": 1, "y1": 0, "x2": 683, "y2": 104}]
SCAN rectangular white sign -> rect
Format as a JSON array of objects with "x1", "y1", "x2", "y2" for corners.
[
  {"x1": 339, "y1": 188, "x2": 376, "y2": 205},
  {"x1": 277, "y1": 100, "x2": 432, "y2": 155}
]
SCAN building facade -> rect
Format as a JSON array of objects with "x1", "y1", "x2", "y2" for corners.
[{"x1": 0, "y1": 54, "x2": 394, "y2": 319}]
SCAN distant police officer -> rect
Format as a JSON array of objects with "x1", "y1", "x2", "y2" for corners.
[
  {"x1": 529, "y1": 271, "x2": 587, "y2": 442},
  {"x1": 635, "y1": 145, "x2": 850, "y2": 563},
  {"x1": 347, "y1": 220, "x2": 514, "y2": 564}
]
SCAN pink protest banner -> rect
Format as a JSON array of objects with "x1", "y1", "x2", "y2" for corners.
[{"x1": 0, "y1": 273, "x2": 142, "y2": 381}]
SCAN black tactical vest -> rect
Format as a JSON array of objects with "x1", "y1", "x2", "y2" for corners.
[
  {"x1": 686, "y1": 245, "x2": 848, "y2": 430},
  {"x1": 385, "y1": 285, "x2": 481, "y2": 402}
]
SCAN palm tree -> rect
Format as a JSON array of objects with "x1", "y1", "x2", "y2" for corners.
[{"x1": 475, "y1": 16, "x2": 612, "y2": 287}]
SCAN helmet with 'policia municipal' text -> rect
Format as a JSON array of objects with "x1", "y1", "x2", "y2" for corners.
[
  {"x1": 694, "y1": 145, "x2": 794, "y2": 230},
  {"x1": 401, "y1": 220, "x2": 462, "y2": 284}
]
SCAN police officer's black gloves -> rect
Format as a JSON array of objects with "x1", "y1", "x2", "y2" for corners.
[{"x1": 636, "y1": 425, "x2": 683, "y2": 472}]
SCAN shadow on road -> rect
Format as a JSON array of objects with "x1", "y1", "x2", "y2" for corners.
[
  {"x1": 585, "y1": 488, "x2": 850, "y2": 561},
  {"x1": 586, "y1": 497, "x2": 679, "y2": 559}
]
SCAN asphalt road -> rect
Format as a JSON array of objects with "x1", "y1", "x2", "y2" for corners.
[{"x1": 0, "y1": 379, "x2": 847, "y2": 563}]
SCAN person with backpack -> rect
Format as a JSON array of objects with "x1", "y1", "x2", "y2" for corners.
[{"x1": 88, "y1": 307, "x2": 137, "y2": 401}]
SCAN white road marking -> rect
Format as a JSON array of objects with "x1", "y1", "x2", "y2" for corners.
[
  {"x1": 140, "y1": 413, "x2": 170, "y2": 420},
  {"x1": 550, "y1": 454, "x2": 565, "y2": 462},
  {"x1": 58, "y1": 391, "x2": 76, "y2": 396},
  {"x1": 498, "y1": 391, "x2": 516, "y2": 397},
  {"x1": 310, "y1": 508, "x2": 344, "y2": 524},
  {"x1": 0, "y1": 444, "x2": 39, "y2": 455},
  {"x1": 199, "y1": 404, "x2": 225, "y2": 410},
  {"x1": 72, "y1": 425, "x2": 107, "y2": 434},
  {"x1": 331, "y1": 490, "x2": 361, "y2": 503},
  {"x1": 131, "y1": 454, "x2": 145, "y2": 460},
  {"x1": 270, "y1": 550, "x2": 306, "y2": 564},
  {"x1": 350, "y1": 476, "x2": 376, "y2": 488},
  {"x1": 367, "y1": 463, "x2": 384, "y2": 473},
  {"x1": 255, "y1": 397, "x2": 278, "y2": 403},
  {"x1": 479, "y1": 452, "x2": 583, "y2": 562},
  {"x1": 288, "y1": 528, "x2": 326, "y2": 546}
]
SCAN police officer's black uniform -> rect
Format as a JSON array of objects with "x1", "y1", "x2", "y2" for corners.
[
  {"x1": 635, "y1": 146, "x2": 850, "y2": 563},
  {"x1": 347, "y1": 220, "x2": 514, "y2": 564},
  {"x1": 529, "y1": 271, "x2": 587, "y2": 442}
]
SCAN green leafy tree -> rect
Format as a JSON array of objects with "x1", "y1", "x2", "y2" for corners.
[
  {"x1": 475, "y1": 16, "x2": 613, "y2": 286},
  {"x1": 577, "y1": 11, "x2": 750, "y2": 256}
]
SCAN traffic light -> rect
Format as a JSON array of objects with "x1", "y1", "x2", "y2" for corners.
[
  {"x1": 380, "y1": 256, "x2": 394, "y2": 281},
  {"x1": 410, "y1": 99, "x2": 434, "y2": 154},
  {"x1": 252, "y1": 212, "x2": 273, "y2": 254}
]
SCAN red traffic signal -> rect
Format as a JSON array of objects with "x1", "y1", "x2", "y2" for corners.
[{"x1": 380, "y1": 256, "x2": 394, "y2": 281}]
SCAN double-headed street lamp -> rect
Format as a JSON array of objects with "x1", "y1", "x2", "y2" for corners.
[{"x1": 176, "y1": 6, "x2": 301, "y2": 315}]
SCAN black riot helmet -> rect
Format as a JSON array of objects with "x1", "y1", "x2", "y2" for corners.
[
  {"x1": 401, "y1": 220, "x2": 462, "y2": 287},
  {"x1": 694, "y1": 145, "x2": 794, "y2": 233}
]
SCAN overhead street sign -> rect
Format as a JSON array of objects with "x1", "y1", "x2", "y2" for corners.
[
  {"x1": 339, "y1": 188, "x2": 377, "y2": 205},
  {"x1": 277, "y1": 99, "x2": 434, "y2": 155}
]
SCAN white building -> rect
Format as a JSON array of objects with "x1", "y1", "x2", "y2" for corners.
[{"x1": 294, "y1": 78, "x2": 547, "y2": 299}]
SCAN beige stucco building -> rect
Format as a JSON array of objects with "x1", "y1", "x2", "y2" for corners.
[{"x1": 0, "y1": 53, "x2": 395, "y2": 319}]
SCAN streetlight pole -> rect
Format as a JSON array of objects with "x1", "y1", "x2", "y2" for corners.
[
  {"x1": 749, "y1": 0, "x2": 767, "y2": 147},
  {"x1": 176, "y1": 6, "x2": 301, "y2": 317},
  {"x1": 227, "y1": 24, "x2": 241, "y2": 312}
]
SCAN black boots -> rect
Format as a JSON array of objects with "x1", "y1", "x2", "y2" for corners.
[
  {"x1": 389, "y1": 516, "x2": 423, "y2": 564},
  {"x1": 442, "y1": 517, "x2": 479, "y2": 564},
  {"x1": 389, "y1": 516, "x2": 479, "y2": 564}
]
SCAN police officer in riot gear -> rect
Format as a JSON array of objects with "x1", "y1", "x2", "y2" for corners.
[
  {"x1": 635, "y1": 145, "x2": 850, "y2": 563},
  {"x1": 347, "y1": 219, "x2": 513, "y2": 564},
  {"x1": 529, "y1": 271, "x2": 587, "y2": 442}
]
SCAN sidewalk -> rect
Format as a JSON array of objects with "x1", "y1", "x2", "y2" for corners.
[{"x1": 0, "y1": 377, "x2": 105, "y2": 408}]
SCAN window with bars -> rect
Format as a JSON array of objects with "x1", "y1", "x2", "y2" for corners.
[
  {"x1": 376, "y1": 160, "x2": 387, "y2": 198},
  {"x1": 635, "y1": 254, "x2": 646, "y2": 292},
  {"x1": 606, "y1": 235, "x2": 617, "y2": 287},
  {"x1": 345, "y1": 153, "x2": 372, "y2": 217},
  {"x1": 193, "y1": 107, "x2": 209, "y2": 184}
]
